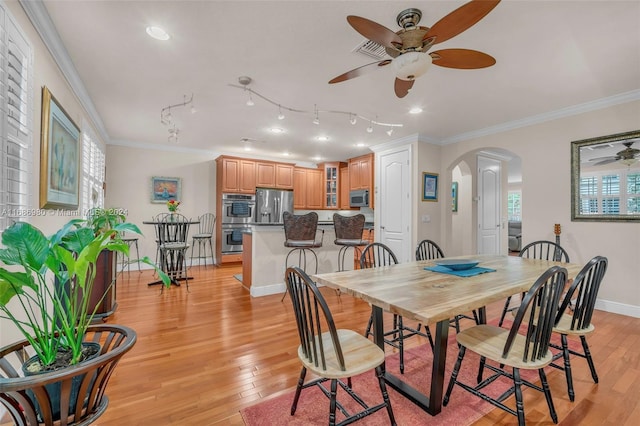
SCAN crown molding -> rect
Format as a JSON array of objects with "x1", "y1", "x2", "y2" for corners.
[
  {"x1": 19, "y1": 0, "x2": 110, "y2": 144},
  {"x1": 439, "y1": 90, "x2": 640, "y2": 145}
]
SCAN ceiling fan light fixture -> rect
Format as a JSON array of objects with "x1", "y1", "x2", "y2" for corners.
[
  {"x1": 393, "y1": 51, "x2": 432, "y2": 81},
  {"x1": 621, "y1": 158, "x2": 639, "y2": 167}
]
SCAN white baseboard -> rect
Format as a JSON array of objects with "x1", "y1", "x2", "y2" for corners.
[
  {"x1": 250, "y1": 282, "x2": 286, "y2": 297},
  {"x1": 595, "y1": 299, "x2": 640, "y2": 318}
]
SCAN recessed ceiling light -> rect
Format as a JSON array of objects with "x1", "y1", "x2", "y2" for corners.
[
  {"x1": 409, "y1": 107, "x2": 423, "y2": 114},
  {"x1": 313, "y1": 156, "x2": 322, "y2": 162},
  {"x1": 356, "y1": 142, "x2": 366, "y2": 148},
  {"x1": 317, "y1": 136, "x2": 329, "y2": 142},
  {"x1": 146, "y1": 26, "x2": 170, "y2": 41},
  {"x1": 270, "y1": 127, "x2": 284, "y2": 134},
  {"x1": 282, "y1": 151, "x2": 290, "y2": 156}
]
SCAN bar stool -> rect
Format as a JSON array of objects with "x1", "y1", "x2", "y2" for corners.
[
  {"x1": 190, "y1": 212, "x2": 215, "y2": 268},
  {"x1": 119, "y1": 232, "x2": 141, "y2": 274},
  {"x1": 333, "y1": 213, "x2": 369, "y2": 272},
  {"x1": 281, "y1": 211, "x2": 323, "y2": 301}
]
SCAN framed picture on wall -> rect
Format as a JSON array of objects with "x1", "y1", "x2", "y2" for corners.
[
  {"x1": 452, "y1": 181, "x2": 459, "y2": 212},
  {"x1": 39, "y1": 86, "x2": 81, "y2": 209},
  {"x1": 422, "y1": 172, "x2": 438, "y2": 202},
  {"x1": 151, "y1": 176, "x2": 182, "y2": 203}
]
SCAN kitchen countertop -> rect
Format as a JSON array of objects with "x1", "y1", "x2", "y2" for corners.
[{"x1": 250, "y1": 221, "x2": 374, "y2": 229}]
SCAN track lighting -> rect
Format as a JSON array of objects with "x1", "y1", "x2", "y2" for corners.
[
  {"x1": 160, "y1": 94, "x2": 195, "y2": 142},
  {"x1": 230, "y1": 76, "x2": 403, "y2": 134},
  {"x1": 387, "y1": 128, "x2": 393, "y2": 136}
]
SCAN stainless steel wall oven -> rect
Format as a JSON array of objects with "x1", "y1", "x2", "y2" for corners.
[{"x1": 220, "y1": 193, "x2": 255, "y2": 254}]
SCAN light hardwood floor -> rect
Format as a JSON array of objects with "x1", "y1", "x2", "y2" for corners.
[{"x1": 14, "y1": 264, "x2": 639, "y2": 425}]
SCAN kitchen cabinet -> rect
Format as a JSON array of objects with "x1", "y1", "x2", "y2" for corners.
[
  {"x1": 322, "y1": 162, "x2": 347, "y2": 209},
  {"x1": 217, "y1": 156, "x2": 256, "y2": 194},
  {"x1": 275, "y1": 163, "x2": 294, "y2": 189},
  {"x1": 339, "y1": 165, "x2": 351, "y2": 209},
  {"x1": 293, "y1": 167, "x2": 323, "y2": 209},
  {"x1": 255, "y1": 161, "x2": 294, "y2": 189},
  {"x1": 348, "y1": 153, "x2": 373, "y2": 191},
  {"x1": 348, "y1": 153, "x2": 374, "y2": 207}
]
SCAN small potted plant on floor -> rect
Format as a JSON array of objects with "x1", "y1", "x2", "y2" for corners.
[{"x1": 0, "y1": 217, "x2": 169, "y2": 423}]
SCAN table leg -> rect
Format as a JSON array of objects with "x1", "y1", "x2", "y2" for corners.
[{"x1": 373, "y1": 304, "x2": 450, "y2": 416}]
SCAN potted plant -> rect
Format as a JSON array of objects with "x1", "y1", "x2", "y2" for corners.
[{"x1": 0, "y1": 217, "x2": 169, "y2": 423}]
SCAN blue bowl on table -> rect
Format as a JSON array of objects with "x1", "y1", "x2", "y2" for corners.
[{"x1": 435, "y1": 259, "x2": 479, "y2": 271}]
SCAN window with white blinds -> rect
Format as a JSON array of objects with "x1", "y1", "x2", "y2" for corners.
[
  {"x1": 80, "y1": 125, "x2": 105, "y2": 215},
  {"x1": 580, "y1": 169, "x2": 640, "y2": 215},
  {"x1": 0, "y1": 7, "x2": 33, "y2": 231}
]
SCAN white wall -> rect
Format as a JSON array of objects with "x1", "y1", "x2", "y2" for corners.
[
  {"x1": 105, "y1": 145, "x2": 216, "y2": 263},
  {"x1": 437, "y1": 100, "x2": 640, "y2": 317}
]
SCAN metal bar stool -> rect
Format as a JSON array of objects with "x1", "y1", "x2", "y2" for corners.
[
  {"x1": 190, "y1": 212, "x2": 215, "y2": 268},
  {"x1": 120, "y1": 232, "x2": 142, "y2": 274},
  {"x1": 281, "y1": 211, "x2": 323, "y2": 301}
]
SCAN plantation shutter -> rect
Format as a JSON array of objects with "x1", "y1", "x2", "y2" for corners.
[
  {"x1": 0, "y1": 7, "x2": 33, "y2": 230},
  {"x1": 81, "y1": 125, "x2": 105, "y2": 215}
]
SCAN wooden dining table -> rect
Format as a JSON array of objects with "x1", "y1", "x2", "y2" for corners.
[{"x1": 313, "y1": 254, "x2": 583, "y2": 416}]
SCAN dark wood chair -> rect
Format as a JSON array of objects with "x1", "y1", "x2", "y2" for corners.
[
  {"x1": 0, "y1": 325, "x2": 136, "y2": 426},
  {"x1": 284, "y1": 267, "x2": 395, "y2": 426},
  {"x1": 361, "y1": 242, "x2": 434, "y2": 374},
  {"x1": 333, "y1": 213, "x2": 369, "y2": 272},
  {"x1": 443, "y1": 266, "x2": 568, "y2": 426},
  {"x1": 415, "y1": 239, "x2": 479, "y2": 332},
  {"x1": 498, "y1": 240, "x2": 570, "y2": 326},
  {"x1": 549, "y1": 255, "x2": 608, "y2": 401}
]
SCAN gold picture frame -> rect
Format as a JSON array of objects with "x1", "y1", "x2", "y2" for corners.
[{"x1": 39, "y1": 86, "x2": 81, "y2": 209}]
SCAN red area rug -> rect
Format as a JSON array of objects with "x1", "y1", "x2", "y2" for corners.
[{"x1": 240, "y1": 330, "x2": 539, "y2": 425}]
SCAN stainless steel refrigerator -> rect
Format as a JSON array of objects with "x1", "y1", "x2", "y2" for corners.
[{"x1": 254, "y1": 187, "x2": 294, "y2": 224}]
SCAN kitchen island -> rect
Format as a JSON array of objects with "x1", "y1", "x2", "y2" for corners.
[{"x1": 242, "y1": 223, "x2": 349, "y2": 297}]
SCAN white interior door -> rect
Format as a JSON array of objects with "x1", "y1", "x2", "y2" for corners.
[
  {"x1": 378, "y1": 147, "x2": 411, "y2": 262},
  {"x1": 477, "y1": 155, "x2": 501, "y2": 254}
]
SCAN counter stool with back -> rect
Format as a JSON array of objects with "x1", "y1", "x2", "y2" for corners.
[
  {"x1": 333, "y1": 213, "x2": 370, "y2": 272},
  {"x1": 281, "y1": 211, "x2": 324, "y2": 301}
]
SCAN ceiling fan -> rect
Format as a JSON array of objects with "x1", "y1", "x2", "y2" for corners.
[
  {"x1": 329, "y1": 0, "x2": 501, "y2": 98},
  {"x1": 590, "y1": 141, "x2": 640, "y2": 166}
]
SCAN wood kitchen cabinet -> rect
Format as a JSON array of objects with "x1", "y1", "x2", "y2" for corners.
[
  {"x1": 255, "y1": 161, "x2": 294, "y2": 189},
  {"x1": 348, "y1": 153, "x2": 373, "y2": 191},
  {"x1": 322, "y1": 162, "x2": 347, "y2": 209},
  {"x1": 293, "y1": 167, "x2": 323, "y2": 209},
  {"x1": 348, "y1": 153, "x2": 374, "y2": 207},
  {"x1": 339, "y1": 165, "x2": 351, "y2": 209},
  {"x1": 217, "y1": 156, "x2": 256, "y2": 194}
]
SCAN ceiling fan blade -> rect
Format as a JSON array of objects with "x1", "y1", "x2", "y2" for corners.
[
  {"x1": 592, "y1": 158, "x2": 620, "y2": 166},
  {"x1": 430, "y1": 49, "x2": 496, "y2": 69},
  {"x1": 394, "y1": 78, "x2": 414, "y2": 98},
  {"x1": 329, "y1": 60, "x2": 391, "y2": 84},
  {"x1": 347, "y1": 15, "x2": 402, "y2": 50},
  {"x1": 424, "y1": 0, "x2": 501, "y2": 45}
]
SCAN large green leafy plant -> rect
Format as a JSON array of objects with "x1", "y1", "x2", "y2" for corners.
[{"x1": 0, "y1": 218, "x2": 168, "y2": 368}]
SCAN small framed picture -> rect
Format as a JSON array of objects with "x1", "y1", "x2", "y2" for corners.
[
  {"x1": 452, "y1": 182, "x2": 459, "y2": 212},
  {"x1": 422, "y1": 172, "x2": 438, "y2": 202},
  {"x1": 151, "y1": 176, "x2": 181, "y2": 203}
]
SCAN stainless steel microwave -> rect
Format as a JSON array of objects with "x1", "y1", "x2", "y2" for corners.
[{"x1": 350, "y1": 189, "x2": 369, "y2": 207}]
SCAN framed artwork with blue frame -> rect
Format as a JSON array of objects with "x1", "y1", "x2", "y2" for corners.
[{"x1": 422, "y1": 172, "x2": 438, "y2": 202}]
